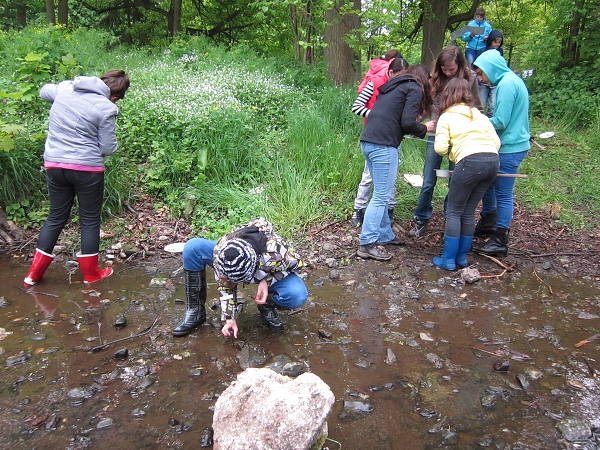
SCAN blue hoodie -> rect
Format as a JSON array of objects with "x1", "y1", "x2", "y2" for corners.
[
  {"x1": 473, "y1": 50, "x2": 530, "y2": 154},
  {"x1": 461, "y1": 18, "x2": 492, "y2": 52}
]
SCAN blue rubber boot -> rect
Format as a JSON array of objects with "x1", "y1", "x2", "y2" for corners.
[
  {"x1": 432, "y1": 236, "x2": 460, "y2": 271},
  {"x1": 456, "y1": 235, "x2": 474, "y2": 268}
]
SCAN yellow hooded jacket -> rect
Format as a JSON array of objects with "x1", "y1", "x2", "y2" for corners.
[{"x1": 434, "y1": 104, "x2": 500, "y2": 163}]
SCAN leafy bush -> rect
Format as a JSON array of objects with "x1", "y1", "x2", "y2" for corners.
[{"x1": 526, "y1": 66, "x2": 599, "y2": 128}]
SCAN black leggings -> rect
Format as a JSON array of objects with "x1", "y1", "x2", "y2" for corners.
[
  {"x1": 36, "y1": 168, "x2": 104, "y2": 254},
  {"x1": 445, "y1": 153, "x2": 499, "y2": 237}
]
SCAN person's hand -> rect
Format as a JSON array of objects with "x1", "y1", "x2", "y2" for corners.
[
  {"x1": 470, "y1": 32, "x2": 475, "y2": 38},
  {"x1": 425, "y1": 120, "x2": 435, "y2": 133},
  {"x1": 221, "y1": 319, "x2": 239, "y2": 338},
  {"x1": 254, "y1": 279, "x2": 269, "y2": 305}
]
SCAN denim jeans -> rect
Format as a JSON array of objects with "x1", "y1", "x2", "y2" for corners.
[
  {"x1": 183, "y1": 238, "x2": 308, "y2": 309},
  {"x1": 359, "y1": 142, "x2": 397, "y2": 245},
  {"x1": 445, "y1": 153, "x2": 499, "y2": 237},
  {"x1": 354, "y1": 161, "x2": 397, "y2": 210},
  {"x1": 465, "y1": 48, "x2": 478, "y2": 68},
  {"x1": 413, "y1": 136, "x2": 454, "y2": 222},
  {"x1": 36, "y1": 169, "x2": 104, "y2": 255},
  {"x1": 479, "y1": 82, "x2": 496, "y2": 115},
  {"x1": 480, "y1": 150, "x2": 528, "y2": 228}
]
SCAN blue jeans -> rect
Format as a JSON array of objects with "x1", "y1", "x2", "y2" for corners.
[
  {"x1": 182, "y1": 238, "x2": 308, "y2": 309},
  {"x1": 36, "y1": 169, "x2": 104, "y2": 255},
  {"x1": 480, "y1": 151, "x2": 528, "y2": 228},
  {"x1": 446, "y1": 153, "x2": 499, "y2": 237},
  {"x1": 465, "y1": 48, "x2": 478, "y2": 68},
  {"x1": 413, "y1": 136, "x2": 454, "y2": 222},
  {"x1": 479, "y1": 82, "x2": 496, "y2": 115},
  {"x1": 354, "y1": 160, "x2": 397, "y2": 210},
  {"x1": 359, "y1": 142, "x2": 397, "y2": 245}
]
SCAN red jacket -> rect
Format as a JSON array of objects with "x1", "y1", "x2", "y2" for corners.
[
  {"x1": 358, "y1": 59, "x2": 390, "y2": 110},
  {"x1": 358, "y1": 59, "x2": 390, "y2": 123}
]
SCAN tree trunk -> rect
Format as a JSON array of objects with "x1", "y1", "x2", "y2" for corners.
[
  {"x1": 419, "y1": 0, "x2": 482, "y2": 68},
  {"x1": 562, "y1": 0, "x2": 584, "y2": 68},
  {"x1": 302, "y1": 0, "x2": 313, "y2": 64},
  {"x1": 324, "y1": 0, "x2": 361, "y2": 86},
  {"x1": 46, "y1": 0, "x2": 55, "y2": 24},
  {"x1": 420, "y1": 0, "x2": 448, "y2": 69},
  {"x1": 173, "y1": 0, "x2": 181, "y2": 35},
  {"x1": 58, "y1": 0, "x2": 68, "y2": 25},
  {"x1": 14, "y1": 1, "x2": 26, "y2": 26},
  {"x1": 289, "y1": 4, "x2": 301, "y2": 60}
]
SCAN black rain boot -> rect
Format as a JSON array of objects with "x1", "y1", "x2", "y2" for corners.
[
  {"x1": 474, "y1": 210, "x2": 497, "y2": 237},
  {"x1": 172, "y1": 269, "x2": 207, "y2": 336},
  {"x1": 472, "y1": 227, "x2": 510, "y2": 257},
  {"x1": 257, "y1": 296, "x2": 284, "y2": 332}
]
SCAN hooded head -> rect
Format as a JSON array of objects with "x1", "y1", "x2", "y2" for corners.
[
  {"x1": 215, "y1": 238, "x2": 258, "y2": 283},
  {"x1": 473, "y1": 49, "x2": 510, "y2": 86},
  {"x1": 487, "y1": 30, "x2": 504, "y2": 49}
]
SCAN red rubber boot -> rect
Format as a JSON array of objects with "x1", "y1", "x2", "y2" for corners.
[
  {"x1": 24, "y1": 249, "x2": 55, "y2": 287},
  {"x1": 77, "y1": 253, "x2": 113, "y2": 284}
]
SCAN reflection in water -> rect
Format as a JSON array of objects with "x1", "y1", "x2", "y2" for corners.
[{"x1": 0, "y1": 254, "x2": 598, "y2": 449}]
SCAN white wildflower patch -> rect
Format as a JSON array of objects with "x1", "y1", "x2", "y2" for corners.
[{"x1": 122, "y1": 51, "x2": 300, "y2": 129}]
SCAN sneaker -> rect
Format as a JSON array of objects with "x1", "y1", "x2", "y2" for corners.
[
  {"x1": 409, "y1": 219, "x2": 428, "y2": 238},
  {"x1": 350, "y1": 209, "x2": 365, "y2": 227},
  {"x1": 357, "y1": 244, "x2": 393, "y2": 261}
]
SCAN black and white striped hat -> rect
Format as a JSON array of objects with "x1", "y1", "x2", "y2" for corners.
[{"x1": 215, "y1": 238, "x2": 258, "y2": 283}]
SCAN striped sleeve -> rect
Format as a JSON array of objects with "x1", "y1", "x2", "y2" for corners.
[{"x1": 351, "y1": 80, "x2": 374, "y2": 118}]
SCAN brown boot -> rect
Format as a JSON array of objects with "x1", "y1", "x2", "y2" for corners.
[{"x1": 357, "y1": 244, "x2": 392, "y2": 261}]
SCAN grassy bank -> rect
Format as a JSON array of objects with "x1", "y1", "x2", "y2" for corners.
[{"x1": 0, "y1": 28, "x2": 598, "y2": 241}]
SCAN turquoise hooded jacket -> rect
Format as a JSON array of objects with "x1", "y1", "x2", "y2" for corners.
[{"x1": 473, "y1": 50, "x2": 531, "y2": 154}]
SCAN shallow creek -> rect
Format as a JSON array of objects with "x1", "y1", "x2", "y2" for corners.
[{"x1": 0, "y1": 253, "x2": 599, "y2": 449}]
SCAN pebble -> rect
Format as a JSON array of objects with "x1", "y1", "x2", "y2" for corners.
[
  {"x1": 115, "y1": 348, "x2": 129, "y2": 360},
  {"x1": 96, "y1": 418, "x2": 113, "y2": 429},
  {"x1": 200, "y1": 427, "x2": 214, "y2": 447}
]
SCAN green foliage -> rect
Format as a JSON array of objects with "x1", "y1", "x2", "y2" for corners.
[
  {"x1": 0, "y1": 120, "x2": 25, "y2": 152},
  {"x1": 527, "y1": 65, "x2": 600, "y2": 128},
  {"x1": 5, "y1": 198, "x2": 47, "y2": 229}
]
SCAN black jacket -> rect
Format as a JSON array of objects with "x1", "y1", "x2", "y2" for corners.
[{"x1": 360, "y1": 74, "x2": 427, "y2": 147}]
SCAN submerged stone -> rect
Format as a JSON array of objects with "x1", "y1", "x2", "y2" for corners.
[
  {"x1": 338, "y1": 399, "x2": 374, "y2": 422},
  {"x1": 556, "y1": 418, "x2": 592, "y2": 441}
]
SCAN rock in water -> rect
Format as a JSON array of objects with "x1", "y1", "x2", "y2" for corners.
[{"x1": 212, "y1": 368, "x2": 335, "y2": 450}]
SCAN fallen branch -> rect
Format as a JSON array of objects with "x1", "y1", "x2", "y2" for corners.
[
  {"x1": 478, "y1": 253, "x2": 513, "y2": 271},
  {"x1": 527, "y1": 251, "x2": 600, "y2": 258},
  {"x1": 468, "y1": 346, "x2": 502, "y2": 357},
  {"x1": 91, "y1": 314, "x2": 159, "y2": 352},
  {"x1": 312, "y1": 221, "x2": 341, "y2": 235},
  {"x1": 533, "y1": 270, "x2": 554, "y2": 295},
  {"x1": 124, "y1": 202, "x2": 138, "y2": 214},
  {"x1": 480, "y1": 269, "x2": 507, "y2": 279},
  {"x1": 18, "y1": 287, "x2": 58, "y2": 298},
  {"x1": 575, "y1": 333, "x2": 600, "y2": 348}
]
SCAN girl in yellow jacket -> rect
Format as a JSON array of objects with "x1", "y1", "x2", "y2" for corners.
[{"x1": 432, "y1": 78, "x2": 500, "y2": 270}]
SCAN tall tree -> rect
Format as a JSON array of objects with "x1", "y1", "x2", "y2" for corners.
[
  {"x1": 419, "y1": 0, "x2": 482, "y2": 68},
  {"x1": 324, "y1": 0, "x2": 361, "y2": 85},
  {"x1": 58, "y1": 0, "x2": 68, "y2": 25},
  {"x1": 46, "y1": 0, "x2": 55, "y2": 24}
]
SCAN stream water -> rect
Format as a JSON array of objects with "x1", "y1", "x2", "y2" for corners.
[{"x1": 0, "y1": 252, "x2": 599, "y2": 449}]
